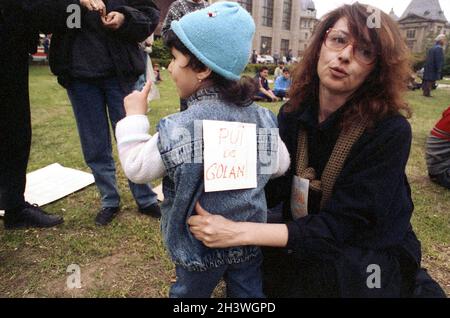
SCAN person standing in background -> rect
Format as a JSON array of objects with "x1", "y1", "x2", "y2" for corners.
[
  {"x1": 273, "y1": 50, "x2": 280, "y2": 66},
  {"x1": 251, "y1": 50, "x2": 258, "y2": 64},
  {"x1": 286, "y1": 49, "x2": 293, "y2": 64},
  {"x1": 423, "y1": 34, "x2": 447, "y2": 97},
  {"x1": 0, "y1": 0, "x2": 96, "y2": 229},
  {"x1": 48, "y1": 0, "x2": 161, "y2": 226}
]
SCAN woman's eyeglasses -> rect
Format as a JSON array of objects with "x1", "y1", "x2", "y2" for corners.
[{"x1": 324, "y1": 28, "x2": 378, "y2": 65}]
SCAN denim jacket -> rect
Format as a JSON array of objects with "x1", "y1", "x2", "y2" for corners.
[{"x1": 157, "y1": 87, "x2": 279, "y2": 271}]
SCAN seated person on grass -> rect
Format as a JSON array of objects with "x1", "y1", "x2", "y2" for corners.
[
  {"x1": 274, "y1": 61, "x2": 285, "y2": 79},
  {"x1": 274, "y1": 68, "x2": 292, "y2": 99},
  {"x1": 254, "y1": 66, "x2": 279, "y2": 102},
  {"x1": 426, "y1": 106, "x2": 450, "y2": 189}
]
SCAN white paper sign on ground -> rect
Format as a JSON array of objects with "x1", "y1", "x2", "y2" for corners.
[
  {"x1": 203, "y1": 120, "x2": 257, "y2": 193},
  {"x1": 0, "y1": 163, "x2": 95, "y2": 216}
]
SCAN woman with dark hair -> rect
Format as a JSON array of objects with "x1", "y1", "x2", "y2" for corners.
[{"x1": 188, "y1": 3, "x2": 446, "y2": 297}]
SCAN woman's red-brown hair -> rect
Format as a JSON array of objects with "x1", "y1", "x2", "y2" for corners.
[{"x1": 287, "y1": 3, "x2": 412, "y2": 128}]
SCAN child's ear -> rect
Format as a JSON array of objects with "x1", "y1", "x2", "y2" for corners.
[{"x1": 197, "y1": 68, "x2": 212, "y2": 81}]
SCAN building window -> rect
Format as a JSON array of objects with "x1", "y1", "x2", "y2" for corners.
[
  {"x1": 280, "y1": 39, "x2": 290, "y2": 58},
  {"x1": 237, "y1": 0, "x2": 252, "y2": 14},
  {"x1": 305, "y1": 33, "x2": 309, "y2": 40},
  {"x1": 260, "y1": 36, "x2": 272, "y2": 55},
  {"x1": 262, "y1": 0, "x2": 274, "y2": 27},
  {"x1": 282, "y1": 0, "x2": 292, "y2": 30},
  {"x1": 407, "y1": 30, "x2": 416, "y2": 39}
]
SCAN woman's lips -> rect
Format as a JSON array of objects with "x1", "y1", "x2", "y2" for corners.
[{"x1": 330, "y1": 67, "x2": 349, "y2": 78}]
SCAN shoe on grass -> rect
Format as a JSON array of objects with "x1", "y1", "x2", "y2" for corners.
[
  {"x1": 4, "y1": 202, "x2": 63, "y2": 230},
  {"x1": 138, "y1": 203, "x2": 161, "y2": 218},
  {"x1": 95, "y1": 207, "x2": 119, "y2": 226}
]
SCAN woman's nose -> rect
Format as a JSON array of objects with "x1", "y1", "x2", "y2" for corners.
[{"x1": 338, "y1": 44, "x2": 353, "y2": 63}]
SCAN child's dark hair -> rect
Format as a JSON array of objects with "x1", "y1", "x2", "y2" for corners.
[{"x1": 165, "y1": 30, "x2": 258, "y2": 107}]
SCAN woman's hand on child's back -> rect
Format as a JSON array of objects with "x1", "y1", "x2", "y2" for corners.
[
  {"x1": 124, "y1": 81, "x2": 152, "y2": 116},
  {"x1": 188, "y1": 202, "x2": 245, "y2": 248}
]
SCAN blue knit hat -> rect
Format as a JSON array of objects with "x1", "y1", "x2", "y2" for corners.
[{"x1": 171, "y1": 1, "x2": 255, "y2": 81}]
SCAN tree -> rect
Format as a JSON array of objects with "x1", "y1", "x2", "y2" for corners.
[
  {"x1": 151, "y1": 38, "x2": 171, "y2": 60},
  {"x1": 443, "y1": 51, "x2": 450, "y2": 76}
]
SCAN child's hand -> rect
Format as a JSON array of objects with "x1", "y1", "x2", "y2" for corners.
[{"x1": 124, "y1": 81, "x2": 152, "y2": 116}]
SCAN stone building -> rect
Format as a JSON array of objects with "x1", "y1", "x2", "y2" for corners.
[{"x1": 394, "y1": 0, "x2": 450, "y2": 53}]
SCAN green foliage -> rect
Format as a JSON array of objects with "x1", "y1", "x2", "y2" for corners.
[
  {"x1": 151, "y1": 58, "x2": 171, "y2": 69},
  {"x1": 150, "y1": 38, "x2": 171, "y2": 60},
  {"x1": 244, "y1": 63, "x2": 277, "y2": 75},
  {"x1": 411, "y1": 52, "x2": 426, "y2": 71},
  {"x1": 149, "y1": 38, "x2": 172, "y2": 69},
  {"x1": 443, "y1": 51, "x2": 450, "y2": 76}
]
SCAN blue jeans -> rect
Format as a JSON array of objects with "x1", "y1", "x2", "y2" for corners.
[
  {"x1": 170, "y1": 251, "x2": 265, "y2": 298},
  {"x1": 67, "y1": 77, "x2": 158, "y2": 209},
  {"x1": 274, "y1": 90, "x2": 287, "y2": 99}
]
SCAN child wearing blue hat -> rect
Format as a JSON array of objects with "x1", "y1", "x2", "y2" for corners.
[{"x1": 116, "y1": 1, "x2": 290, "y2": 298}]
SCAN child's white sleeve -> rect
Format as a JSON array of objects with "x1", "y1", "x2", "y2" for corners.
[
  {"x1": 116, "y1": 115, "x2": 167, "y2": 184},
  {"x1": 271, "y1": 136, "x2": 291, "y2": 179}
]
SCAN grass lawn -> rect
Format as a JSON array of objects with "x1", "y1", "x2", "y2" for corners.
[{"x1": 0, "y1": 65, "x2": 449, "y2": 297}]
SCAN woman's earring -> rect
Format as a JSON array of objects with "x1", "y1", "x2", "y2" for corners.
[{"x1": 198, "y1": 79, "x2": 203, "y2": 83}]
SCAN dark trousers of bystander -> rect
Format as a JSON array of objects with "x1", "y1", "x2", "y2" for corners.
[
  {"x1": 0, "y1": 31, "x2": 31, "y2": 211},
  {"x1": 422, "y1": 80, "x2": 435, "y2": 97}
]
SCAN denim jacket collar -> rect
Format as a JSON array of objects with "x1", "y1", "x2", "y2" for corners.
[{"x1": 186, "y1": 87, "x2": 221, "y2": 107}]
